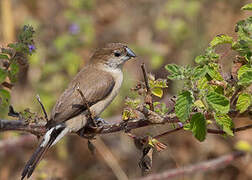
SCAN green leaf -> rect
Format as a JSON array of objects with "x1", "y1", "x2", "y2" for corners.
[
  {"x1": 122, "y1": 109, "x2": 131, "y2": 121},
  {"x1": 236, "y1": 93, "x2": 252, "y2": 113},
  {"x1": 197, "y1": 77, "x2": 214, "y2": 92},
  {"x1": 149, "y1": 79, "x2": 168, "y2": 88},
  {"x1": 190, "y1": 113, "x2": 207, "y2": 142},
  {"x1": 195, "y1": 55, "x2": 208, "y2": 64},
  {"x1": 195, "y1": 47, "x2": 220, "y2": 65},
  {"x1": 165, "y1": 64, "x2": 184, "y2": 80},
  {"x1": 151, "y1": 87, "x2": 163, "y2": 98},
  {"x1": 238, "y1": 71, "x2": 252, "y2": 86},
  {"x1": 207, "y1": 63, "x2": 223, "y2": 81},
  {"x1": 214, "y1": 113, "x2": 234, "y2": 136},
  {"x1": 237, "y1": 65, "x2": 252, "y2": 79},
  {"x1": 210, "y1": 34, "x2": 233, "y2": 48},
  {"x1": 0, "y1": 54, "x2": 9, "y2": 60},
  {"x1": 8, "y1": 62, "x2": 19, "y2": 83},
  {"x1": 0, "y1": 69, "x2": 7, "y2": 83},
  {"x1": 241, "y1": 3, "x2": 252, "y2": 11},
  {"x1": 10, "y1": 62, "x2": 19, "y2": 75},
  {"x1": 206, "y1": 91, "x2": 230, "y2": 113},
  {"x1": 125, "y1": 98, "x2": 141, "y2": 109},
  {"x1": 194, "y1": 100, "x2": 205, "y2": 109},
  {"x1": 0, "y1": 89, "x2": 10, "y2": 107},
  {"x1": 193, "y1": 65, "x2": 208, "y2": 79},
  {"x1": 175, "y1": 91, "x2": 194, "y2": 122}
]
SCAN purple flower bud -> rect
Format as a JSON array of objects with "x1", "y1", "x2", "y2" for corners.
[
  {"x1": 28, "y1": 44, "x2": 36, "y2": 53},
  {"x1": 69, "y1": 23, "x2": 80, "y2": 35},
  {"x1": 178, "y1": 122, "x2": 183, "y2": 127}
]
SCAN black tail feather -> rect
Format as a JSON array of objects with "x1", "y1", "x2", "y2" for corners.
[{"x1": 21, "y1": 126, "x2": 64, "y2": 180}]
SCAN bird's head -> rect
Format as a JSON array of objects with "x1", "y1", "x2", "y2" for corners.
[{"x1": 90, "y1": 43, "x2": 136, "y2": 69}]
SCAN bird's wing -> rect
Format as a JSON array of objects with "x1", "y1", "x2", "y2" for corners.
[{"x1": 48, "y1": 67, "x2": 115, "y2": 127}]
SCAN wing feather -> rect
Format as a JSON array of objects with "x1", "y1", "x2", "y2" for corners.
[{"x1": 47, "y1": 66, "x2": 115, "y2": 127}]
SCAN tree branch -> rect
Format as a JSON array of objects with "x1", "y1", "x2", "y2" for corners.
[
  {"x1": 0, "y1": 113, "x2": 179, "y2": 137},
  {"x1": 136, "y1": 151, "x2": 245, "y2": 180}
]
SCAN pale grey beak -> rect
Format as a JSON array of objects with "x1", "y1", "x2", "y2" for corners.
[{"x1": 126, "y1": 47, "x2": 136, "y2": 58}]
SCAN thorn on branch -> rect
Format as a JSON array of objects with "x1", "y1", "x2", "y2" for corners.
[
  {"x1": 36, "y1": 94, "x2": 48, "y2": 122},
  {"x1": 141, "y1": 63, "x2": 154, "y2": 111}
]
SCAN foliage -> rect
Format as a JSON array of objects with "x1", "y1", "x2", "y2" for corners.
[
  {"x1": 162, "y1": 4, "x2": 252, "y2": 140},
  {"x1": 0, "y1": 25, "x2": 36, "y2": 114},
  {"x1": 124, "y1": 3, "x2": 252, "y2": 143}
]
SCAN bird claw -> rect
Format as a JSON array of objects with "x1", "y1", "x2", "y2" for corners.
[{"x1": 88, "y1": 117, "x2": 108, "y2": 130}]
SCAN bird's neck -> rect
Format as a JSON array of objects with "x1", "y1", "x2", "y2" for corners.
[{"x1": 96, "y1": 63, "x2": 123, "y2": 74}]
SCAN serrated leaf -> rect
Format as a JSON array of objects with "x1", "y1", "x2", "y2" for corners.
[
  {"x1": 197, "y1": 77, "x2": 215, "y2": 92},
  {"x1": 241, "y1": 3, "x2": 252, "y2": 11},
  {"x1": 175, "y1": 91, "x2": 194, "y2": 122},
  {"x1": 210, "y1": 34, "x2": 233, "y2": 48},
  {"x1": 195, "y1": 55, "x2": 208, "y2": 64},
  {"x1": 151, "y1": 87, "x2": 163, "y2": 98},
  {"x1": 237, "y1": 65, "x2": 252, "y2": 79},
  {"x1": 194, "y1": 100, "x2": 205, "y2": 108},
  {"x1": 0, "y1": 54, "x2": 9, "y2": 60},
  {"x1": 193, "y1": 65, "x2": 208, "y2": 79},
  {"x1": 238, "y1": 71, "x2": 252, "y2": 86},
  {"x1": 214, "y1": 113, "x2": 234, "y2": 136},
  {"x1": 165, "y1": 64, "x2": 184, "y2": 80},
  {"x1": 206, "y1": 91, "x2": 230, "y2": 113},
  {"x1": 0, "y1": 69, "x2": 7, "y2": 83},
  {"x1": 236, "y1": 93, "x2": 252, "y2": 113},
  {"x1": 207, "y1": 64, "x2": 223, "y2": 81},
  {"x1": 190, "y1": 113, "x2": 207, "y2": 142}
]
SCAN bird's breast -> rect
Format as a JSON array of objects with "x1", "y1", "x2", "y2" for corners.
[{"x1": 90, "y1": 68, "x2": 123, "y2": 116}]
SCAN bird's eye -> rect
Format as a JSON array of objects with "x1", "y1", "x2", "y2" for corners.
[{"x1": 114, "y1": 52, "x2": 121, "y2": 57}]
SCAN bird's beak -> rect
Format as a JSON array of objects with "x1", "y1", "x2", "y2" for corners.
[{"x1": 126, "y1": 47, "x2": 136, "y2": 58}]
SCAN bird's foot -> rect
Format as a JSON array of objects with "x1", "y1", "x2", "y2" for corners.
[{"x1": 88, "y1": 117, "x2": 109, "y2": 131}]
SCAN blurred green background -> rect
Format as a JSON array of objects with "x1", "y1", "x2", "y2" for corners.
[{"x1": 0, "y1": 0, "x2": 252, "y2": 180}]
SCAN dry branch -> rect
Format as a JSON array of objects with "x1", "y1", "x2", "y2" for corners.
[{"x1": 136, "y1": 151, "x2": 245, "y2": 180}]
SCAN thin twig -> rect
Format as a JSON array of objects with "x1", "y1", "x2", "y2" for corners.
[
  {"x1": 141, "y1": 63, "x2": 151, "y2": 93},
  {"x1": 76, "y1": 87, "x2": 92, "y2": 117},
  {"x1": 76, "y1": 86, "x2": 97, "y2": 126},
  {"x1": 207, "y1": 124, "x2": 252, "y2": 134},
  {"x1": 230, "y1": 86, "x2": 242, "y2": 108},
  {"x1": 141, "y1": 63, "x2": 154, "y2": 111},
  {"x1": 136, "y1": 151, "x2": 245, "y2": 180},
  {"x1": 36, "y1": 94, "x2": 48, "y2": 122},
  {"x1": 154, "y1": 126, "x2": 183, "y2": 139}
]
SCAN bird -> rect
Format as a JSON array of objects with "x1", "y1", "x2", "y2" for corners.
[{"x1": 21, "y1": 43, "x2": 136, "y2": 179}]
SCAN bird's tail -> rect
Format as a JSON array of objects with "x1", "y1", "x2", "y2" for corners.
[{"x1": 21, "y1": 125, "x2": 69, "y2": 180}]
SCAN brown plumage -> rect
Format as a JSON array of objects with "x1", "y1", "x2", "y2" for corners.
[
  {"x1": 21, "y1": 43, "x2": 136, "y2": 180},
  {"x1": 48, "y1": 66, "x2": 115, "y2": 127}
]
